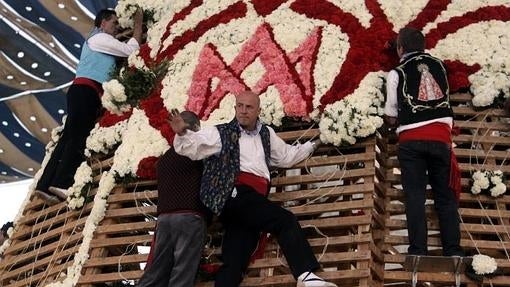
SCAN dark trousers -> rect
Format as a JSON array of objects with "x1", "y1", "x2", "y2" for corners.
[
  {"x1": 398, "y1": 140, "x2": 463, "y2": 256},
  {"x1": 36, "y1": 84, "x2": 101, "y2": 192},
  {"x1": 215, "y1": 185, "x2": 319, "y2": 287},
  {"x1": 138, "y1": 213, "x2": 206, "y2": 287}
]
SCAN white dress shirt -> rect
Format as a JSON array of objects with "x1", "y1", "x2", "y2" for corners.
[
  {"x1": 173, "y1": 124, "x2": 314, "y2": 180},
  {"x1": 384, "y1": 54, "x2": 452, "y2": 134},
  {"x1": 88, "y1": 33, "x2": 140, "y2": 57}
]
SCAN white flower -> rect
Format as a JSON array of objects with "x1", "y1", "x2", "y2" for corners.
[
  {"x1": 472, "y1": 254, "x2": 498, "y2": 275},
  {"x1": 102, "y1": 80, "x2": 132, "y2": 115},
  {"x1": 110, "y1": 109, "x2": 170, "y2": 178},
  {"x1": 319, "y1": 72, "x2": 385, "y2": 146},
  {"x1": 490, "y1": 183, "x2": 507, "y2": 197},
  {"x1": 471, "y1": 170, "x2": 506, "y2": 197},
  {"x1": 85, "y1": 120, "x2": 128, "y2": 156}
]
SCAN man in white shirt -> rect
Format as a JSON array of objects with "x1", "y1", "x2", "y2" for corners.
[
  {"x1": 35, "y1": 9, "x2": 143, "y2": 205},
  {"x1": 169, "y1": 91, "x2": 336, "y2": 287}
]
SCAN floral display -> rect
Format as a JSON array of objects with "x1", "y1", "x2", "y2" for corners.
[
  {"x1": 102, "y1": 61, "x2": 168, "y2": 115},
  {"x1": 471, "y1": 169, "x2": 506, "y2": 197},
  {"x1": 44, "y1": 1, "x2": 510, "y2": 284},
  {"x1": 319, "y1": 72, "x2": 385, "y2": 145},
  {"x1": 66, "y1": 162, "x2": 94, "y2": 210},
  {"x1": 85, "y1": 120, "x2": 128, "y2": 156},
  {"x1": 472, "y1": 254, "x2": 498, "y2": 275}
]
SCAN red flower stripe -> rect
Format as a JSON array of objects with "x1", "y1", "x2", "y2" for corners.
[
  {"x1": 156, "y1": 1, "x2": 248, "y2": 62},
  {"x1": 251, "y1": 0, "x2": 287, "y2": 17},
  {"x1": 157, "y1": 0, "x2": 204, "y2": 55},
  {"x1": 98, "y1": 110, "x2": 132, "y2": 127},
  {"x1": 444, "y1": 60, "x2": 481, "y2": 93},
  {"x1": 290, "y1": 0, "x2": 363, "y2": 37},
  {"x1": 186, "y1": 43, "x2": 248, "y2": 119},
  {"x1": 407, "y1": 0, "x2": 450, "y2": 30},
  {"x1": 426, "y1": 6, "x2": 510, "y2": 49}
]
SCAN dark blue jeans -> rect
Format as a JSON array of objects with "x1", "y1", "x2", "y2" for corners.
[{"x1": 398, "y1": 140, "x2": 463, "y2": 256}]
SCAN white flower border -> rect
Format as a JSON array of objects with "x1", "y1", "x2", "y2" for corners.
[
  {"x1": 319, "y1": 72, "x2": 385, "y2": 146},
  {"x1": 85, "y1": 120, "x2": 128, "y2": 157},
  {"x1": 66, "y1": 162, "x2": 93, "y2": 210}
]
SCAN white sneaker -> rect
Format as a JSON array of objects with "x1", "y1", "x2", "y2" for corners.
[{"x1": 297, "y1": 272, "x2": 337, "y2": 287}]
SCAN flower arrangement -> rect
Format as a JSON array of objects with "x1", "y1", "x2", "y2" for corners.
[
  {"x1": 319, "y1": 72, "x2": 385, "y2": 146},
  {"x1": 44, "y1": 1, "x2": 510, "y2": 285},
  {"x1": 85, "y1": 120, "x2": 128, "y2": 157},
  {"x1": 471, "y1": 170, "x2": 507, "y2": 197},
  {"x1": 466, "y1": 254, "x2": 499, "y2": 282},
  {"x1": 66, "y1": 162, "x2": 94, "y2": 210},
  {"x1": 102, "y1": 60, "x2": 168, "y2": 115}
]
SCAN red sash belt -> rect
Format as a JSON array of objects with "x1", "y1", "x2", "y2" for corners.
[
  {"x1": 235, "y1": 172, "x2": 269, "y2": 196},
  {"x1": 73, "y1": 77, "x2": 103, "y2": 97}
]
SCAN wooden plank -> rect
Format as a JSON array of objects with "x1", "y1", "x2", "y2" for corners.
[
  {"x1": 250, "y1": 250, "x2": 371, "y2": 269},
  {"x1": 386, "y1": 219, "x2": 510, "y2": 234},
  {"x1": 384, "y1": 270, "x2": 509, "y2": 285},
  {"x1": 453, "y1": 135, "x2": 510, "y2": 145},
  {"x1": 0, "y1": 232, "x2": 82, "y2": 268},
  {"x1": 300, "y1": 215, "x2": 372, "y2": 229},
  {"x1": 452, "y1": 106, "x2": 506, "y2": 117},
  {"x1": 104, "y1": 205, "x2": 156, "y2": 219},
  {"x1": 9, "y1": 217, "x2": 87, "y2": 253},
  {"x1": 455, "y1": 120, "x2": 509, "y2": 130},
  {"x1": 288, "y1": 198, "x2": 374, "y2": 216},
  {"x1": 269, "y1": 182, "x2": 373, "y2": 202},
  {"x1": 272, "y1": 167, "x2": 375, "y2": 186},
  {"x1": 89, "y1": 234, "x2": 152, "y2": 248},
  {"x1": 107, "y1": 190, "x2": 158, "y2": 203},
  {"x1": 291, "y1": 153, "x2": 375, "y2": 169},
  {"x1": 84, "y1": 254, "x2": 147, "y2": 268},
  {"x1": 0, "y1": 245, "x2": 79, "y2": 280},
  {"x1": 95, "y1": 221, "x2": 155, "y2": 235},
  {"x1": 388, "y1": 236, "x2": 510, "y2": 250}
]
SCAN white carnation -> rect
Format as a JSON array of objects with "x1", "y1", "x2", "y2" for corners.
[{"x1": 472, "y1": 254, "x2": 497, "y2": 275}]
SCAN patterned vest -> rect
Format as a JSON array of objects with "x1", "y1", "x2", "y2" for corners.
[
  {"x1": 396, "y1": 52, "x2": 453, "y2": 125},
  {"x1": 200, "y1": 119, "x2": 271, "y2": 215}
]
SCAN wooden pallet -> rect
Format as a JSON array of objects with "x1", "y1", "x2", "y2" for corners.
[
  {"x1": 377, "y1": 93, "x2": 510, "y2": 286},
  {"x1": 73, "y1": 127, "x2": 384, "y2": 287},
  {"x1": 2, "y1": 93, "x2": 507, "y2": 287}
]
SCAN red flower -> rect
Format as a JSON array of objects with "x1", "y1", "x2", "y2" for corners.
[
  {"x1": 98, "y1": 110, "x2": 132, "y2": 127},
  {"x1": 200, "y1": 263, "x2": 220, "y2": 274},
  {"x1": 136, "y1": 156, "x2": 159, "y2": 179},
  {"x1": 444, "y1": 60, "x2": 481, "y2": 93}
]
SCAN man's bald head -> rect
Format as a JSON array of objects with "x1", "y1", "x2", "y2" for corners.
[{"x1": 235, "y1": 90, "x2": 261, "y2": 131}]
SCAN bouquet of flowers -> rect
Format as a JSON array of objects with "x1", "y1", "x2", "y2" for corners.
[
  {"x1": 470, "y1": 170, "x2": 507, "y2": 197},
  {"x1": 466, "y1": 254, "x2": 499, "y2": 283},
  {"x1": 102, "y1": 61, "x2": 168, "y2": 115}
]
